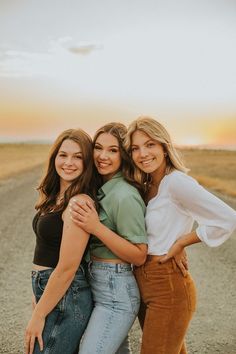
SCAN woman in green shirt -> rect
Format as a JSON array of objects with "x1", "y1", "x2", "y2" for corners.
[{"x1": 70, "y1": 123, "x2": 148, "y2": 354}]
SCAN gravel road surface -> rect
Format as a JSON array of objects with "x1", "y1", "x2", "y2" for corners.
[{"x1": 0, "y1": 167, "x2": 235, "y2": 354}]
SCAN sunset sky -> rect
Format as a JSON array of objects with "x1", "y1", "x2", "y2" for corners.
[{"x1": 0, "y1": 0, "x2": 236, "y2": 146}]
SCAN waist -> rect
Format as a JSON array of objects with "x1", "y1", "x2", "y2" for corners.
[
  {"x1": 146, "y1": 255, "x2": 166, "y2": 262},
  {"x1": 90, "y1": 260, "x2": 133, "y2": 272},
  {"x1": 33, "y1": 264, "x2": 52, "y2": 271},
  {"x1": 91, "y1": 255, "x2": 129, "y2": 264},
  {"x1": 32, "y1": 262, "x2": 87, "y2": 279}
]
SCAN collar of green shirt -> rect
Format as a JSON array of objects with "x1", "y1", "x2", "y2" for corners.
[{"x1": 97, "y1": 171, "x2": 123, "y2": 200}]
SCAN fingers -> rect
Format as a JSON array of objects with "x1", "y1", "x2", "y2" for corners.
[
  {"x1": 86, "y1": 200, "x2": 96, "y2": 211},
  {"x1": 70, "y1": 208, "x2": 86, "y2": 220},
  {"x1": 71, "y1": 198, "x2": 92, "y2": 212},
  {"x1": 159, "y1": 255, "x2": 169, "y2": 264},
  {"x1": 24, "y1": 333, "x2": 35, "y2": 354},
  {"x1": 29, "y1": 336, "x2": 35, "y2": 354},
  {"x1": 176, "y1": 260, "x2": 188, "y2": 277},
  {"x1": 37, "y1": 334, "x2": 44, "y2": 352},
  {"x1": 182, "y1": 258, "x2": 188, "y2": 270},
  {"x1": 25, "y1": 334, "x2": 43, "y2": 354}
]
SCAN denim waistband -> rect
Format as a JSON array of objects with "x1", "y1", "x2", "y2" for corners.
[
  {"x1": 32, "y1": 262, "x2": 86, "y2": 279},
  {"x1": 89, "y1": 260, "x2": 133, "y2": 273}
]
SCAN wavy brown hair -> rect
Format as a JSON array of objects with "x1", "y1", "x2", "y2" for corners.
[
  {"x1": 93, "y1": 122, "x2": 144, "y2": 195},
  {"x1": 36, "y1": 128, "x2": 97, "y2": 214}
]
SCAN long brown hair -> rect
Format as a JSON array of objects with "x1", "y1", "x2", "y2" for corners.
[
  {"x1": 93, "y1": 122, "x2": 144, "y2": 195},
  {"x1": 36, "y1": 128, "x2": 96, "y2": 214}
]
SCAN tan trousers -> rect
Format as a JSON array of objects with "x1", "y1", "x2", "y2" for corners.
[{"x1": 134, "y1": 257, "x2": 197, "y2": 354}]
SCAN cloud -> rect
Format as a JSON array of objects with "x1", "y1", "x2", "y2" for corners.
[{"x1": 51, "y1": 37, "x2": 103, "y2": 55}]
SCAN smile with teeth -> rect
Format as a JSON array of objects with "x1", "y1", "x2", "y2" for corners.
[
  {"x1": 97, "y1": 161, "x2": 110, "y2": 168},
  {"x1": 63, "y1": 169, "x2": 77, "y2": 173},
  {"x1": 141, "y1": 158, "x2": 154, "y2": 166}
]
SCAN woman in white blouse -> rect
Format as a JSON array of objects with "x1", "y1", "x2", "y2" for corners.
[{"x1": 126, "y1": 116, "x2": 236, "y2": 354}]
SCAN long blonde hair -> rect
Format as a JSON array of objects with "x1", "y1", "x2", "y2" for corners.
[{"x1": 126, "y1": 116, "x2": 188, "y2": 186}]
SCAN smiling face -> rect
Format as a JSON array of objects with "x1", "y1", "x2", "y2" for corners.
[
  {"x1": 131, "y1": 129, "x2": 166, "y2": 176},
  {"x1": 55, "y1": 139, "x2": 84, "y2": 188},
  {"x1": 93, "y1": 132, "x2": 121, "y2": 182}
]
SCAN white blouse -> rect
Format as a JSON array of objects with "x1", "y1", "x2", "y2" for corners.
[{"x1": 146, "y1": 170, "x2": 236, "y2": 255}]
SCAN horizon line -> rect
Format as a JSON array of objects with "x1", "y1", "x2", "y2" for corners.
[{"x1": 0, "y1": 139, "x2": 236, "y2": 151}]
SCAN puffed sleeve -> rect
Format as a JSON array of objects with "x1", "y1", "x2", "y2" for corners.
[
  {"x1": 169, "y1": 172, "x2": 236, "y2": 247},
  {"x1": 111, "y1": 191, "x2": 148, "y2": 244}
]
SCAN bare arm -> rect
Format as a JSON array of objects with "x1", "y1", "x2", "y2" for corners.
[
  {"x1": 70, "y1": 199, "x2": 147, "y2": 266},
  {"x1": 160, "y1": 231, "x2": 201, "y2": 264},
  {"x1": 25, "y1": 200, "x2": 90, "y2": 354}
]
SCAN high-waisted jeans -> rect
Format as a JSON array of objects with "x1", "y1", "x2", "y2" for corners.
[
  {"x1": 134, "y1": 257, "x2": 197, "y2": 354},
  {"x1": 31, "y1": 264, "x2": 93, "y2": 354},
  {"x1": 79, "y1": 261, "x2": 140, "y2": 354}
]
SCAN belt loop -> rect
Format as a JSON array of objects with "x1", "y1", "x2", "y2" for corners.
[
  {"x1": 80, "y1": 263, "x2": 85, "y2": 276},
  {"x1": 115, "y1": 264, "x2": 119, "y2": 273},
  {"x1": 88, "y1": 260, "x2": 93, "y2": 277}
]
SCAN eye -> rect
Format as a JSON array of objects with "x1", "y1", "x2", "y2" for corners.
[
  {"x1": 58, "y1": 153, "x2": 66, "y2": 157},
  {"x1": 131, "y1": 146, "x2": 138, "y2": 152},
  {"x1": 94, "y1": 145, "x2": 102, "y2": 150},
  {"x1": 147, "y1": 142, "x2": 155, "y2": 148},
  {"x1": 110, "y1": 149, "x2": 119, "y2": 153},
  {"x1": 75, "y1": 155, "x2": 83, "y2": 159}
]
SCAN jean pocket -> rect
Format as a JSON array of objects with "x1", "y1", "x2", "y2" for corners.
[
  {"x1": 33, "y1": 276, "x2": 67, "y2": 313},
  {"x1": 37, "y1": 276, "x2": 48, "y2": 292},
  {"x1": 183, "y1": 274, "x2": 197, "y2": 312}
]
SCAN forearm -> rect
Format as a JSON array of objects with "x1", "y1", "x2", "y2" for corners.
[
  {"x1": 33, "y1": 267, "x2": 75, "y2": 319},
  {"x1": 178, "y1": 231, "x2": 201, "y2": 248},
  {"x1": 94, "y1": 223, "x2": 147, "y2": 266}
]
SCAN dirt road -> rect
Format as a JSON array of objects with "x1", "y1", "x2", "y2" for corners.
[{"x1": 0, "y1": 167, "x2": 235, "y2": 354}]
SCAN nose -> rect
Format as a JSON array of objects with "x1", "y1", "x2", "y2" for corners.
[
  {"x1": 98, "y1": 150, "x2": 109, "y2": 160},
  {"x1": 139, "y1": 146, "x2": 148, "y2": 157},
  {"x1": 64, "y1": 156, "x2": 73, "y2": 165}
]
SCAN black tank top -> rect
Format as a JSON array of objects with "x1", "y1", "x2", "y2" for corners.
[{"x1": 32, "y1": 211, "x2": 64, "y2": 268}]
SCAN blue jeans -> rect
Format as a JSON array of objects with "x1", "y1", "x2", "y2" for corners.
[
  {"x1": 32, "y1": 264, "x2": 93, "y2": 354},
  {"x1": 79, "y1": 261, "x2": 140, "y2": 354}
]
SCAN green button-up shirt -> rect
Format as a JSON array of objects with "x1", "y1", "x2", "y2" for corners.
[{"x1": 90, "y1": 172, "x2": 147, "y2": 259}]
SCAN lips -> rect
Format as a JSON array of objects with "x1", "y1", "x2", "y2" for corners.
[
  {"x1": 140, "y1": 158, "x2": 154, "y2": 166},
  {"x1": 97, "y1": 161, "x2": 110, "y2": 168},
  {"x1": 62, "y1": 169, "x2": 77, "y2": 174}
]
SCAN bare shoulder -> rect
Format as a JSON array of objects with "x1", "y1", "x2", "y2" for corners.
[
  {"x1": 70, "y1": 193, "x2": 94, "y2": 204},
  {"x1": 62, "y1": 194, "x2": 94, "y2": 222}
]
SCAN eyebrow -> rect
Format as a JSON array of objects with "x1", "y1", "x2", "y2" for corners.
[
  {"x1": 59, "y1": 150, "x2": 82, "y2": 154},
  {"x1": 131, "y1": 138, "x2": 154, "y2": 146},
  {"x1": 95, "y1": 142, "x2": 119, "y2": 148}
]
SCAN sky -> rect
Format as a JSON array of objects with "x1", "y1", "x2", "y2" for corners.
[{"x1": 0, "y1": 0, "x2": 236, "y2": 146}]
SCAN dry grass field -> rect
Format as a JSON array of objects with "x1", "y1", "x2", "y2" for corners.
[
  {"x1": 181, "y1": 148, "x2": 236, "y2": 198},
  {"x1": 0, "y1": 143, "x2": 50, "y2": 180},
  {"x1": 0, "y1": 144, "x2": 235, "y2": 198}
]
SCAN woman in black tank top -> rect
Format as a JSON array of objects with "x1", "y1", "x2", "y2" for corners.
[{"x1": 24, "y1": 129, "x2": 97, "y2": 354}]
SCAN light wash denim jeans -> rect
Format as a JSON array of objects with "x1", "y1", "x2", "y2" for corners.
[
  {"x1": 79, "y1": 261, "x2": 140, "y2": 354},
  {"x1": 31, "y1": 264, "x2": 93, "y2": 354}
]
